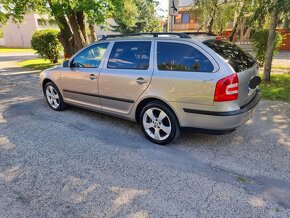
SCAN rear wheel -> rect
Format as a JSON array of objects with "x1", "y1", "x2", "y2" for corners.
[
  {"x1": 44, "y1": 82, "x2": 66, "y2": 111},
  {"x1": 139, "y1": 101, "x2": 180, "y2": 145}
]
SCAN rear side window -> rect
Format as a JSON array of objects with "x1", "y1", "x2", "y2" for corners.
[
  {"x1": 157, "y1": 42, "x2": 214, "y2": 72},
  {"x1": 203, "y1": 40, "x2": 256, "y2": 72},
  {"x1": 108, "y1": 41, "x2": 151, "y2": 70}
]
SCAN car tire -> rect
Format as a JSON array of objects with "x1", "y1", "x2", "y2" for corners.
[
  {"x1": 44, "y1": 82, "x2": 66, "y2": 111},
  {"x1": 139, "y1": 101, "x2": 180, "y2": 145}
]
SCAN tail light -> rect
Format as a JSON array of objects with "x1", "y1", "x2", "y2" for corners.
[{"x1": 214, "y1": 73, "x2": 239, "y2": 102}]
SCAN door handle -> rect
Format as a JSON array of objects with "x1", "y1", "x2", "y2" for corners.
[
  {"x1": 136, "y1": 77, "x2": 147, "y2": 85},
  {"x1": 89, "y1": 74, "x2": 96, "y2": 80}
]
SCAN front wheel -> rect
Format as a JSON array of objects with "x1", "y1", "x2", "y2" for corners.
[
  {"x1": 139, "y1": 101, "x2": 180, "y2": 145},
  {"x1": 44, "y1": 82, "x2": 66, "y2": 111}
]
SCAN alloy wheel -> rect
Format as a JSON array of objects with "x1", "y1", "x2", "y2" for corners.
[
  {"x1": 46, "y1": 85, "x2": 60, "y2": 109},
  {"x1": 142, "y1": 107, "x2": 172, "y2": 141}
]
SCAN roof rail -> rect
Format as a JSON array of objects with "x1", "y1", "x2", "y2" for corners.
[{"x1": 100, "y1": 32, "x2": 191, "y2": 40}]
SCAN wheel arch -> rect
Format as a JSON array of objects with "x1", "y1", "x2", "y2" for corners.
[
  {"x1": 42, "y1": 79, "x2": 54, "y2": 91},
  {"x1": 135, "y1": 97, "x2": 180, "y2": 126}
]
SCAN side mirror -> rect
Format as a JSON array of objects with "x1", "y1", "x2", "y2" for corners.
[{"x1": 62, "y1": 60, "x2": 70, "y2": 67}]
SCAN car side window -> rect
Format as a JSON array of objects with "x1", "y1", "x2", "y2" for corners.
[
  {"x1": 107, "y1": 41, "x2": 151, "y2": 70},
  {"x1": 71, "y1": 42, "x2": 109, "y2": 68},
  {"x1": 157, "y1": 42, "x2": 214, "y2": 72}
]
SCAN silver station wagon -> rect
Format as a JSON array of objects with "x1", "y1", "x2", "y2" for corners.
[{"x1": 40, "y1": 33, "x2": 261, "y2": 145}]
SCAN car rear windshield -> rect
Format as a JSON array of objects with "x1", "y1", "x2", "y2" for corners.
[{"x1": 203, "y1": 40, "x2": 256, "y2": 72}]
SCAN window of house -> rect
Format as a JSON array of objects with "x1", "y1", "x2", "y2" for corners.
[
  {"x1": 157, "y1": 42, "x2": 214, "y2": 72},
  {"x1": 182, "y1": 13, "x2": 190, "y2": 23},
  {"x1": 107, "y1": 41, "x2": 151, "y2": 70},
  {"x1": 71, "y1": 43, "x2": 109, "y2": 68}
]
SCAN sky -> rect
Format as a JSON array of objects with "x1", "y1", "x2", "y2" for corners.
[{"x1": 156, "y1": 0, "x2": 168, "y2": 17}]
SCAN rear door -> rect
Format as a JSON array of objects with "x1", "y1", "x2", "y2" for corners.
[
  {"x1": 203, "y1": 40, "x2": 259, "y2": 106},
  {"x1": 153, "y1": 40, "x2": 219, "y2": 105},
  {"x1": 99, "y1": 40, "x2": 153, "y2": 114}
]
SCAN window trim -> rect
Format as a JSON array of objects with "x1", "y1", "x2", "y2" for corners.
[
  {"x1": 106, "y1": 41, "x2": 152, "y2": 70},
  {"x1": 154, "y1": 40, "x2": 218, "y2": 73},
  {"x1": 69, "y1": 42, "x2": 110, "y2": 69}
]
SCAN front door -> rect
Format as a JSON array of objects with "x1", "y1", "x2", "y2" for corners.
[
  {"x1": 61, "y1": 42, "x2": 110, "y2": 110},
  {"x1": 99, "y1": 40, "x2": 153, "y2": 114}
]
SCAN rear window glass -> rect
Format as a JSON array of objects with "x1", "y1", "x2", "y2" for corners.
[
  {"x1": 203, "y1": 40, "x2": 256, "y2": 72},
  {"x1": 157, "y1": 42, "x2": 214, "y2": 72}
]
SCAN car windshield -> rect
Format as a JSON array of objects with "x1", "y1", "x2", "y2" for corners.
[{"x1": 203, "y1": 40, "x2": 256, "y2": 72}]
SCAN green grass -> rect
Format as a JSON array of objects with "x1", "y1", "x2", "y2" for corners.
[
  {"x1": 0, "y1": 47, "x2": 35, "y2": 53},
  {"x1": 237, "y1": 176, "x2": 247, "y2": 183},
  {"x1": 18, "y1": 59, "x2": 59, "y2": 70},
  {"x1": 271, "y1": 65, "x2": 290, "y2": 70},
  {"x1": 259, "y1": 73, "x2": 290, "y2": 102}
]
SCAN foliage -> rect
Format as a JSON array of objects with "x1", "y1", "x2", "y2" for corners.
[
  {"x1": 0, "y1": 28, "x2": 3, "y2": 38},
  {"x1": 192, "y1": 0, "x2": 290, "y2": 36},
  {"x1": 193, "y1": 0, "x2": 238, "y2": 34},
  {"x1": 112, "y1": 0, "x2": 161, "y2": 33},
  {"x1": 18, "y1": 58, "x2": 58, "y2": 70},
  {"x1": 251, "y1": 29, "x2": 283, "y2": 65},
  {"x1": 31, "y1": 29, "x2": 62, "y2": 63},
  {"x1": 213, "y1": 4, "x2": 235, "y2": 34},
  {"x1": 0, "y1": 0, "x2": 124, "y2": 56},
  {"x1": 259, "y1": 73, "x2": 290, "y2": 102}
]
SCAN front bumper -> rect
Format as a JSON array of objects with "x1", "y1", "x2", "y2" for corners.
[{"x1": 179, "y1": 91, "x2": 261, "y2": 130}]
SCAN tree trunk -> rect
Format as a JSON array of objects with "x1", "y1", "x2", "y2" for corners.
[
  {"x1": 56, "y1": 15, "x2": 77, "y2": 58},
  {"x1": 76, "y1": 11, "x2": 89, "y2": 44},
  {"x1": 284, "y1": 16, "x2": 290, "y2": 29},
  {"x1": 207, "y1": 10, "x2": 216, "y2": 34},
  {"x1": 67, "y1": 13, "x2": 87, "y2": 50},
  {"x1": 89, "y1": 23, "x2": 97, "y2": 42},
  {"x1": 263, "y1": 2, "x2": 278, "y2": 82},
  {"x1": 229, "y1": 1, "x2": 246, "y2": 42}
]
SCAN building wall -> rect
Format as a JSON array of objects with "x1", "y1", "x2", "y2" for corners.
[
  {"x1": 3, "y1": 14, "x2": 38, "y2": 48},
  {"x1": 0, "y1": 38, "x2": 4, "y2": 46},
  {"x1": 3, "y1": 13, "x2": 57, "y2": 48},
  {"x1": 277, "y1": 29, "x2": 290, "y2": 51}
]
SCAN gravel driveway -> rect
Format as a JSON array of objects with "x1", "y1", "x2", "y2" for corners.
[{"x1": 1, "y1": 54, "x2": 290, "y2": 217}]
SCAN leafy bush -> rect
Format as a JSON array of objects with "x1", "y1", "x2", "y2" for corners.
[
  {"x1": 0, "y1": 28, "x2": 3, "y2": 38},
  {"x1": 31, "y1": 29, "x2": 62, "y2": 63},
  {"x1": 251, "y1": 29, "x2": 283, "y2": 66}
]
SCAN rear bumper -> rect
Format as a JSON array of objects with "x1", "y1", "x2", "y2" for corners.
[{"x1": 180, "y1": 91, "x2": 261, "y2": 130}]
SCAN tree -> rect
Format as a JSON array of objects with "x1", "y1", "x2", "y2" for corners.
[
  {"x1": 263, "y1": 0, "x2": 290, "y2": 82},
  {"x1": 263, "y1": 0, "x2": 278, "y2": 82},
  {"x1": 194, "y1": 0, "x2": 236, "y2": 34},
  {"x1": 252, "y1": 29, "x2": 282, "y2": 66},
  {"x1": 229, "y1": 0, "x2": 247, "y2": 41},
  {"x1": 111, "y1": 0, "x2": 162, "y2": 33},
  {"x1": 0, "y1": 0, "x2": 123, "y2": 57}
]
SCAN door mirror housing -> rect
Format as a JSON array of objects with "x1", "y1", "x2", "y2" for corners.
[{"x1": 62, "y1": 60, "x2": 70, "y2": 67}]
